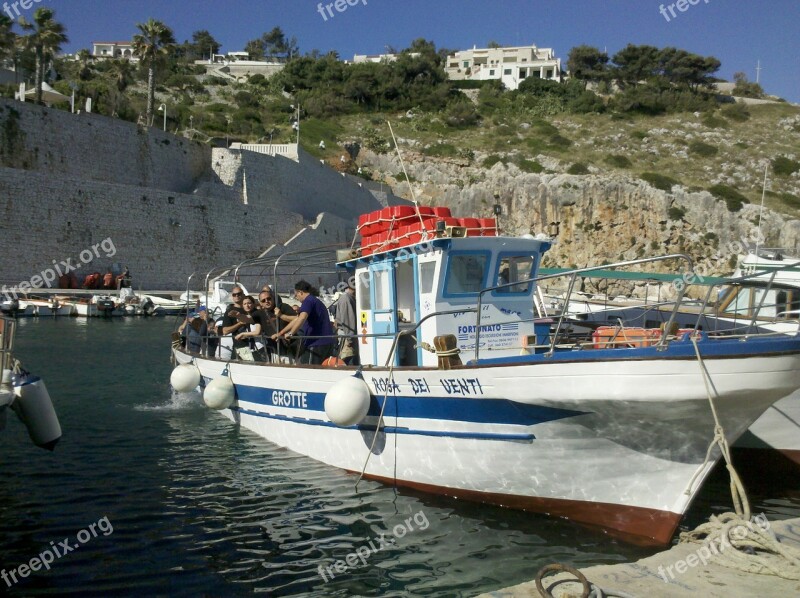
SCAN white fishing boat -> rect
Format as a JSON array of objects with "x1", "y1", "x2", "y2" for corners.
[
  {"x1": 0, "y1": 315, "x2": 61, "y2": 450},
  {"x1": 170, "y1": 206, "x2": 800, "y2": 545}
]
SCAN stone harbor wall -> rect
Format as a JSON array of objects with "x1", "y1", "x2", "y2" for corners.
[
  {"x1": 0, "y1": 166, "x2": 304, "y2": 290},
  {"x1": 0, "y1": 100, "x2": 392, "y2": 290},
  {"x1": 0, "y1": 100, "x2": 211, "y2": 193}
]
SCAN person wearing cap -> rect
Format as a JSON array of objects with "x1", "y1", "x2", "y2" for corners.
[{"x1": 178, "y1": 306, "x2": 208, "y2": 354}]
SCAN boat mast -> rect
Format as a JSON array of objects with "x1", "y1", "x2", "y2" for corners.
[{"x1": 755, "y1": 162, "x2": 768, "y2": 259}]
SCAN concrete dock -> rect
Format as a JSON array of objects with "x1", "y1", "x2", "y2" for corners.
[{"x1": 479, "y1": 517, "x2": 800, "y2": 598}]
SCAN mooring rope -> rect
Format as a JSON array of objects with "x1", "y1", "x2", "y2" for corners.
[
  {"x1": 679, "y1": 336, "x2": 800, "y2": 581},
  {"x1": 680, "y1": 513, "x2": 800, "y2": 580},
  {"x1": 685, "y1": 335, "x2": 749, "y2": 519}
]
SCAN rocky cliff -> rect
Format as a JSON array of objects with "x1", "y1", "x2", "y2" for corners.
[{"x1": 360, "y1": 149, "x2": 800, "y2": 280}]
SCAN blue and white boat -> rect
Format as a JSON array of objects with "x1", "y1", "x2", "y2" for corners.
[{"x1": 171, "y1": 208, "x2": 800, "y2": 545}]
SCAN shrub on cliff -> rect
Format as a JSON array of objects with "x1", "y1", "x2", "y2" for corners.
[
  {"x1": 721, "y1": 103, "x2": 750, "y2": 122},
  {"x1": 641, "y1": 172, "x2": 680, "y2": 192},
  {"x1": 688, "y1": 141, "x2": 718, "y2": 157},
  {"x1": 605, "y1": 154, "x2": 632, "y2": 168},
  {"x1": 772, "y1": 156, "x2": 800, "y2": 177},
  {"x1": 708, "y1": 184, "x2": 749, "y2": 212},
  {"x1": 567, "y1": 162, "x2": 590, "y2": 175},
  {"x1": 443, "y1": 99, "x2": 480, "y2": 128}
]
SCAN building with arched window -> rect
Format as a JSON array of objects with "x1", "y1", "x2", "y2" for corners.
[{"x1": 92, "y1": 42, "x2": 138, "y2": 62}]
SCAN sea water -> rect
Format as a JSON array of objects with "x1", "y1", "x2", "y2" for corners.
[{"x1": 0, "y1": 318, "x2": 797, "y2": 596}]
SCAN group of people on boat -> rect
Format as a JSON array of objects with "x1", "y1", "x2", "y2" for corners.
[{"x1": 179, "y1": 280, "x2": 358, "y2": 365}]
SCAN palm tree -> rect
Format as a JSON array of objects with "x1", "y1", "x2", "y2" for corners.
[
  {"x1": 107, "y1": 58, "x2": 135, "y2": 92},
  {"x1": 19, "y1": 8, "x2": 68, "y2": 105},
  {"x1": 132, "y1": 18, "x2": 175, "y2": 126},
  {"x1": 106, "y1": 58, "x2": 135, "y2": 116},
  {"x1": 76, "y1": 48, "x2": 93, "y2": 80},
  {"x1": 0, "y1": 15, "x2": 16, "y2": 62}
]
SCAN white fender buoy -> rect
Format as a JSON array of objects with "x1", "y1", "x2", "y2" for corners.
[
  {"x1": 324, "y1": 376, "x2": 371, "y2": 427},
  {"x1": 204, "y1": 375, "x2": 235, "y2": 410},
  {"x1": 170, "y1": 364, "x2": 201, "y2": 393},
  {"x1": 11, "y1": 369, "x2": 62, "y2": 451}
]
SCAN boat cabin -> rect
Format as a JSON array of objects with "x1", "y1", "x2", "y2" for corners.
[{"x1": 338, "y1": 207, "x2": 552, "y2": 367}]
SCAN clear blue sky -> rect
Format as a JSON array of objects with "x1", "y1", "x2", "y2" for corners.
[{"x1": 19, "y1": 0, "x2": 800, "y2": 102}]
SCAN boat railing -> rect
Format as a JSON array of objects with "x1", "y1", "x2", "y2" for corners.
[
  {"x1": 0, "y1": 315, "x2": 16, "y2": 372},
  {"x1": 524, "y1": 258, "x2": 800, "y2": 352},
  {"x1": 476, "y1": 254, "x2": 696, "y2": 359}
]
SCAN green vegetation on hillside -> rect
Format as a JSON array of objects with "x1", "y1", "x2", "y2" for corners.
[{"x1": 0, "y1": 11, "x2": 798, "y2": 220}]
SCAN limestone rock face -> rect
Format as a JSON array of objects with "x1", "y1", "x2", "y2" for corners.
[{"x1": 360, "y1": 149, "x2": 800, "y2": 278}]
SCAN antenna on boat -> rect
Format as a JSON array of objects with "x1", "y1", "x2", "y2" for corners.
[
  {"x1": 755, "y1": 161, "x2": 768, "y2": 258},
  {"x1": 387, "y1": 121, "x2": 429, "y2": 236}
]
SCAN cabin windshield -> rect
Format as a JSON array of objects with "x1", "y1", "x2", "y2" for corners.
[
  {"x1": 721, "y1": 285, "x2": 800, "y2": 319},
  {"x1": 496, "y1": 254, "x2": 536, "y2": 293},
  {"x1": 444, "y1": 252, "x2": 489, "y2": 295}
]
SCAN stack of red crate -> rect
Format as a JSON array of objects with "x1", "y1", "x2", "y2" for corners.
[{"x1": 357, "y1": 207, "x2": 497, "y2": 256}]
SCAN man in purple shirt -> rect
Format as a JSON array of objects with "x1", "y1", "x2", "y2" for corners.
[{"x1": 271, "y1": 280, "x2": 335, "y2": 364}]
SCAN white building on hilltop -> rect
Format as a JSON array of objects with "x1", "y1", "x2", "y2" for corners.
[
  {"x1": 92, "y1": 42, "x2": 137, "y2": 61},
  {"x1": 445, "y1": 43, "x2": 562, "y2": 90}
]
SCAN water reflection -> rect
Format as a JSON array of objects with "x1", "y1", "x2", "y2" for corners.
[{"x1": 1, "y1": 318, "x2": 798, "y2": 597}]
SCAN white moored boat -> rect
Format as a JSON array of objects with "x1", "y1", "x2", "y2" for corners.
[
  {"x1": 171, "y1": 206, "x2": 800, "y2": 545},
  {"x1": 731, "y1": 250, "x2": 800, "y2": 467}
]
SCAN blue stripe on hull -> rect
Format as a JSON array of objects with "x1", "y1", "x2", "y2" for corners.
[
  {"x1": 234, "y1": 385, "x2": 583, "y2": 426},
  {"x1": 233, "y1": 406, "x2": 536, "y2": 442}
]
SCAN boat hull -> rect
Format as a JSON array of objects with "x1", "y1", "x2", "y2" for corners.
[
  {"x1": 733, "y1": 393, "x2": 800, "y2": 469},
  {"x1": 176, "y1": 335, "x2": 800, "y2": 545}
]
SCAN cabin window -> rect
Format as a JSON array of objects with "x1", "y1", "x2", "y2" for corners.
[
  {"x1": 445, "y1": 253, "x2": 489, "y2": 295},
  {"x1": 726, "y1": 287, "x2": 752, "y2": 316},
  {"x1": 496, "y1": 255, "x2": 536, "y2": 293},
  {"x1": 419, "y1": 261, "x2": 436, "y2": 294},
  {"x1": 357, "y1": 271, "x2": 371, "y2": 311},
  {"x1": 789, "y1": 292, "x2": 800, "y2": 318},
  {"x1": 374, "y1": 269, "x2": 392, "y2": 310},
  {"x1": 753, "y1": 289, "x2": 777, "y2": 318}
]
